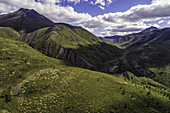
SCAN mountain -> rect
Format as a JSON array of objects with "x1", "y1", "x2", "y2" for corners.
[
  {"x1": 0, "y1": 8, "x2": 170, "y2": 113},
  {"x1": 102, "y1": 27, "x2": 159, "y2": 48},
  {"x1": 142, "y1": 26, "x2": 159, "y2": 32},
  {"x1": 0, "y1": 8, "x2": 54, "y2": 33},
  {"x1": 107, "y1": 28, "x2": 170, "y2": 87},
  {"x1": 101, "y1": 35, "x2": 122, "y2": 46},
  {"x1": 0, "y1": 8, "x2": 124, "y2": 72},
  {"x1": 102, "y1": 35, "x2": 122, "y2": 39},
  {"x1": 20, "y1": 23, "x2": 124, "y2": 71},
  {"x1": 0, "y1": 31, "x2": 170, "y2": 113}
]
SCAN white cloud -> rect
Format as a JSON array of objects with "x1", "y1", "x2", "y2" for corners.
[
  {"x1": 100, "y1": 0, "x2": 170, "y2": 23},
  {"x1": 107, "y1": 0, "x2": 113, "y2": 5},
  {"x1": 0, "y1": 0, "x2": 92, "y2": 23},
  {"x1": 0, "y1": 0, "x2": 170, "y2": 36},
  {"x1": 37, "y1": 0, "x2": 62, "y2": 4},
  {"x1": 95, "y1": 0, "x2": 105, "y2": 6},
  {"x1": 158, "y1": 20, "x2": 164, "y2": 24},
  {"x1": 98, "y1": 5, "x2": 105, "y2": 10},
  {"x1": 90, "y1": 1, "x2": 95, "y2": 5},
  {"x1": 92, "y1": 0, "x2": 114, "y2": 9},
  {"x1": 99, "y1": 22, "x2": 149, "y2": 36},
  {"x1": 168, "y1": 20, "x2": 170, "y2": 25},
  {"x1": 152, "y1": 24, "x2": 160, "y2": 28},
  {"x1": 82, "y1": 0, "x2": 170, "y2": 36},
  {"x1": 67, "y1": 0, "x2": 81, "y2": 5}
]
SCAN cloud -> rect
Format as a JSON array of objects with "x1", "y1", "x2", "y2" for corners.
[
  {"x1": 100, "y1": 0, "x2": 170, "y2": 23},
  {"x1": 168, "y1": 20, "x2": 170, "y2": 25},
  {"x1": 99, "y1": 22, "x2": 149, "y2": 36},
  {"x1": 0, "y1": 0, "x2": 170, "y2": 36},
  {"x1": 95, "y1": 0, "x2": 105, "y2": 6},
  {"x1": 67, "y1": 0, "x2": 81, "y2": 5},
  {"x1": 36, "y1": 0, "x2": 62, "y2": 4},
  {"x1": 81, "y1": 17, "x2": 106, "y2": 28},
  {"x1": 158, "y1": 20, "x2": 164, "y2": 24},
  {"x1": 0, "y1": 0, "x2": 92, "y2": 23},
  {"x1": 98, "y1": 5, "x2": 105, "y2": 10},
  {"x1": 107, "y1": 0, "x2": 113, "y2": 5},
  {"x1": 152, "y1": 24, "x2": 160, "y2": 28},
  {"x1": 82, "y1": 0, "x2": 170, "y2": 36}
]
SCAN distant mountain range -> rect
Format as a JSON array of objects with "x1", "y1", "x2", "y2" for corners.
[
  {"x1": 102, "y1": 26, "x2": 159, "y2": 48},
  {"x1": 0, "y1": 8, "x2": 169, "y2": 113},
  {"x1": 102, "y1": 26, "x2": 170, "y2": 87}
]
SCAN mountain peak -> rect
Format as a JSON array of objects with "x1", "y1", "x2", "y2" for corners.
[
  {"x1": 0, "y1": 8, "x2": 54, "y2": 33},
  {"x1": 18, "y1": 8, "x2": 30, "y2": 11},
  {"x1": 17, "y1": 8, "x2": 38, "y2": 15},
  {"x1": 143, "y1": 26, "x2": 159, "y2": 32},
  {"x1": 18, "y1": 8, "x2": 36, "y2": 12}
]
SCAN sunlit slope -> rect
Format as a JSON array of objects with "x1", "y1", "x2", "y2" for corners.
[
  {"x1": 0, "y1": 27, "x2": 20, "y2": 40},
  {"x1": 20, "y1": 23, "x2": 123, "y2": 70},
  {"x1": 0, "y1": 37, "x2": 170, "y2": 113}
]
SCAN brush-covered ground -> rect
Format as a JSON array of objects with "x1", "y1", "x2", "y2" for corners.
[{"x1": 0, "y1": 33, "x2": 170, "y2": 113}]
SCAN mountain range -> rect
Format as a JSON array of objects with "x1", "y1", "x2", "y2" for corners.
[
  {"x1": 0, "y1": 8, "x2": 169, "y2": 113},
  {"x1": 102, "y1": 26, "x2": 170, "y2": 87}
]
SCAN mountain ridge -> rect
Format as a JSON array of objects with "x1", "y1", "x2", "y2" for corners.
[
  {"x1": 0, "y1": 8, "x2": 170, "y2": 112},
  {"x1": 102, "y1": 26, "x2": 159, "y2": 48},
  {"x1": 0, "y1": 33, "x2": 169, "y2": 113},
  {"x1": 19, "y1": 23, "x2": 123, "y2": 71},
  {"x1": 106, "y1": 27, "x2": 170, "y2": 87},
  {"x1": 0, "y1": 8, "x2": 54, "y2": 33}
]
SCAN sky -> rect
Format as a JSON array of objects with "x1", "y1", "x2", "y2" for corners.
[{"x1": 0, "y1": 0, "x2": 170, "y2": 36}]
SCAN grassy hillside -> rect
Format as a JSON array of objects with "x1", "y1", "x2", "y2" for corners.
[
  {"x1": 0, "y1": 36, "x2": 170, "y2": 113},
  {"x1": 20, "y1": 23, "x2": 123, "y2": 70},
  {"x1": 0, "y1": 27, "x2": 20, "y2": 40},
  {"x1": 108, "y1": 28, "x2": 170, "y2": 88},
  {"x1": 149, "y1": 66, "x2": 170, "y2": 87}
]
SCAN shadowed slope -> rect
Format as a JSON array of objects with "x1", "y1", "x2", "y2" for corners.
[
  {"x1": 0, "y1": 8, "x2": 54, "y2": 33},
  {"x1": 20, "y1": 23, "x2": 124, "y2": 70},
  {"x1": 108, "y1": 28, "x2": 170, "y2": 87}
]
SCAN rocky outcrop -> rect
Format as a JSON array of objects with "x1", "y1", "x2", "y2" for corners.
[{"x1": 56, "y1": 47, "x2": 96, "y2": 70}]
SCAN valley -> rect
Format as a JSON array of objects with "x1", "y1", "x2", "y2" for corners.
[{"x1": 0, "y1": 8, "x2": 169, "y2": 113}]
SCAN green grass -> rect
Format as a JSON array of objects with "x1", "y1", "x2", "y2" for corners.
[
  {"x1": 21, "y1": 24, "x2": 123, "y2": 70},
  {"x1": 0, "y1": 37, "x2": 170, "y2": 113},
  {"x1": 0, "y1": 27, "x2": 20, "y2": 40},
  {"x1": 149, "y1": 66, "x2": 170, "y2": 88},
  {"x1": 139, "y1": 77, "x2": 166, "y2": 89}
]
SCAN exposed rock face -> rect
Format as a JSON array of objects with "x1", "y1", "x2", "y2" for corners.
[{"x1": 56, "y1": 47, "x2": 95, "y2": 70}]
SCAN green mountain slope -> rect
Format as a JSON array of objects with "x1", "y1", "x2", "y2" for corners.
[
  {"x1": 0, "y1": 37, "x2": 170, "y2": 113},
  {"x1": 108, "y1": 28, "x2": 170, "y2": 87},
  {"x1": 20, "y1": 23, "x2": 124, "y2": 71},
  {"x1": 0, "y1": 27, "x2": 20, "y2": 40}
]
